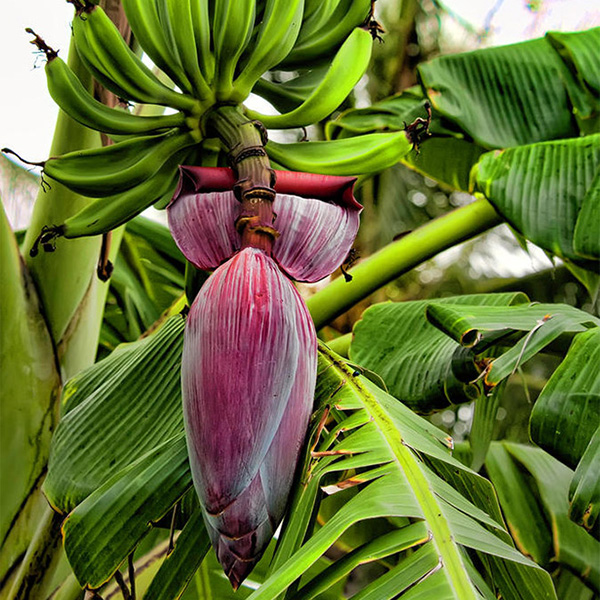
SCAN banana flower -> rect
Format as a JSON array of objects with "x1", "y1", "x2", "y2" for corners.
[{"x1": 167, "y1": 167, "x2": 361, "y2": 588}]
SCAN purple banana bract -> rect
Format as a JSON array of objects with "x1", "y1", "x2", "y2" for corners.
[{"x1": 167, "y1": 167, "x2": 362, "y2": 588}]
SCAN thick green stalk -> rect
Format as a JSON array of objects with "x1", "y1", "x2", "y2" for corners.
[
  {"x1": 205, "y1": 105, "x2": 277, "y2": 253},
  {"x1": 0, "y1": 204, "x2": 60, "y2": 587},
  {"x1": 3, "y1": 16, "x2": 126, "y2": 595},
  {"x1": 307, "y1": 197, "x2": 502, "y2": 328}
]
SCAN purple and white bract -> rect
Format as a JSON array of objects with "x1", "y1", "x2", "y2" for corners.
[{"x1": 168, "y1": 167, "x2": 362, "y2": 588}]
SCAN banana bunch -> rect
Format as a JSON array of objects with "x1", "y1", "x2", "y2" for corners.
[{"x1": 19, "y1": 0, "x2": 380, "y2": 241}]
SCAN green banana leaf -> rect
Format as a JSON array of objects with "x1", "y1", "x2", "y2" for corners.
[
  {"x1": 245, "y1": 344, "x2": 554, "y2": 600},
  {"x1": 348, "y1": 292, "x2": 528, "y2": 413},
  {"x1": 43, "y1": 315, "x2": 185, "y2": 513},
  {"x1": 485, "y1": 443, "x2": 553, "y2": 566},
  {"x1": 569, "y1": 426, "x2": 600, "y2": 536},
  {"x1": 41, "y1": 312, "x2": 554, "y2": 597},
  {"x1": 0, "y1": 203, "x2": 61, "y2": 582},
  {"x1": 418, "y1": 36, "x2": 581, "y2": 148},
  {"x1": 529, "y1": 327, "x2": 600, "y2": 535},
  {"x1": 426, "y1": 456, "x2": 553, "y2": 599},
  {"x1": 546, "y1": 28, "x2": 600, "y2": 132},
  {"x1": 143, "y1": 507, "x2": 210, "y2": 600},
  {"x1": 529, "y1": 327, "x2": 600, "y2": 469},
  {"x1": 472, "y1": 135, "x2": 600, "y2": 268},
  {"x1": 61, "y1": 433, "x2": 191, "y2": 588},
  {"x1": 487, "y1": 442, "x2": 600, "y2": 593},
  {"x1": 425, "y1": 302, "x2": 600, "y2": 385}
]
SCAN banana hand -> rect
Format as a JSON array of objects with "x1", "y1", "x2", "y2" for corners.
[
  {"x1": 157, "y1": 0, "x2": 213, "y2": 100},
  {"x1": 212, "y1": 0, "x2": 256, "y2": 99},
  {"x1": 281, "y1": 0, "x2": 371, "y2": 68},
  {"x1": 121, "y1": 0, "x2": 193, "y2": 94}
]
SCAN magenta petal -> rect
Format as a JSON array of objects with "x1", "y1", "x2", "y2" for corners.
[
  {"x1": 183, "y1": 248, "x2": 316, "y2": 514},
  {"x1": 167, "y1": 169, "x2": 240, "y2": 269},
  {"x1": 272, "y1": 193, "x2": 361, "y2": 282},
  {"x1": 200, "y1": 335, "x2": 315, "y2": 588}
]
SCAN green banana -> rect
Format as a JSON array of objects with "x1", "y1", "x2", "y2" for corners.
[
  {"x1": 190, "y1": 0, "x2": 215, "y2": 80},
  {"x1": 246, "y1": 27, "x2": 372, "y2": 128},
  {"x1": 44, "y1": 55, "x2": 186, "y2": 135},
  {"x1": 280, "y1": 0, "x2": 371, "y2": 68},
  {"x1": 60, "y1": 148, "x2": 194, "y2": 238},
  {"x1": 252, "y1": 65, "x2": 330, "y2": 113},
  {"x1": 44, "y1": 129, "x2": 199, "y2": 197},
  {"x1": 121, "y1": 0, "x2": 194, "y2": 94},
  {"x1": 266, "y1": 131, "x2": 413, "y2": 175},
  {"x1": 212, "y1": 0, "x2": 256, "y2": 99},
  {"x1": 156, "y1": 0, "x2": 213, "y2": 100},
  {"x1": 72, "y1": 6, "x2": 201, "y2": 112},
  {"x1": 294, "y1": 0, "x2": 341, "y2": 46},
  {"x1": 231, "y1": 0, "x2": 305, "y2": 101}
]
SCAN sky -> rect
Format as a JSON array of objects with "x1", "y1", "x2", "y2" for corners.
[{"x1": 1, "y1": 0, "x2": 598, "y2": 161}]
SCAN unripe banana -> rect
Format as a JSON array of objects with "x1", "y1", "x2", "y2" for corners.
[
  {"x1": 231, "y1": 0, "x2": 305, "y2": 101},
  {"x1": 212, "y1": 0, "x2": 256, "y2": 99},
  {"x1": 294, "y1": 0, "x2": 341, "y2": 46},
  {"x1": 72, "y1": 6, "x2": 202, "y2": 112},
  {"x1": 44, "y1": 130, "x2": 199, "y2": 197},
  {"x1": 280, "y1": 0, "x2": 371, "y2": 68},
  {"x1": 246, "y1": 27, "x2": 372, "y2": 129},
  {"x1": 45, "y1": 55, "x2": 186, "y2": 135},
  {"x1": 266, "y1": 131, "x2": 413, "y2": 175},
  {"x1": 190, "y1": 0, "x2": 215, "y2": 81},
  {"x1": 252, "y1": 65, "x2": 330, "y2": 113},
  {"x1": 60, "y1": 149, "x2": 194, "y2": 238},
  {"x1": 156, "y1": 0, "x2": 213, "y2": 100},
  {"x1": 121, "y1": 0, "x2": 194, "y2": 94}
]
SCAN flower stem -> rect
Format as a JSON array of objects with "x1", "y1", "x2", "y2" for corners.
[
  {"x1": 307, "y1": 197, "x2": 503, "y2": 329},
  {"x1": 204, "y1": 105, "x2": 277, "y2": 253}
]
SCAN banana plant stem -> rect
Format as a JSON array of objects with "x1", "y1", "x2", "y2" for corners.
[
  {"x1": 307, "y1": 197, "x2": 502, "y2": 329},
  {"x1": 7, "y1": 507, "x2": 62, "y2": 600}
]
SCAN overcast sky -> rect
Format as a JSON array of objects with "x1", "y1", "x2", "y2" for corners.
[{"x1": 1, "y1": 0, "x2": 598, "y2": 161}]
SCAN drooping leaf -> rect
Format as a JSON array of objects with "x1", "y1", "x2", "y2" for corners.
[
  {"x1": 546, "y1": 27, "x2": 600, "y2": 131},
  {"x1": 44, "y1": 315, "x2": 185, "y2": 513},
  {"x1": 472, "y1": 135, "x2": 600, "y2": 267},
  {"x1": 529, "y1": 327, "x2": 600, "y2": 483},
  {"x1": 569, "y1": 425, "x2": 600, "y2": 536},
  {"x1": 144, "y1": 507, "x2": 211, "y2": 600},
  {"x1": 348, "y1": 292, "x2": 527, "y2": 412},
  {"x1": 249, "y1": 345, "x2": 554, "y2": 600},
  {"x1": 485, "y1": 443, "x2": 553, "y2": 566},
  {"x1": 418, "y1": 37, "x2": 579, "y2": 148},
  {"x1": 425, "y1": 302, "x2": 599, "y2": 385},
  {"x1": 502, "y1": 443, "x2": 600, "y2": 593},
  {"x1": 62, "y1": 433, "x2": 192, "y2": 588},
  {"x1": 573, "y1": 170, "x2": 600, "y2": 260}
]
